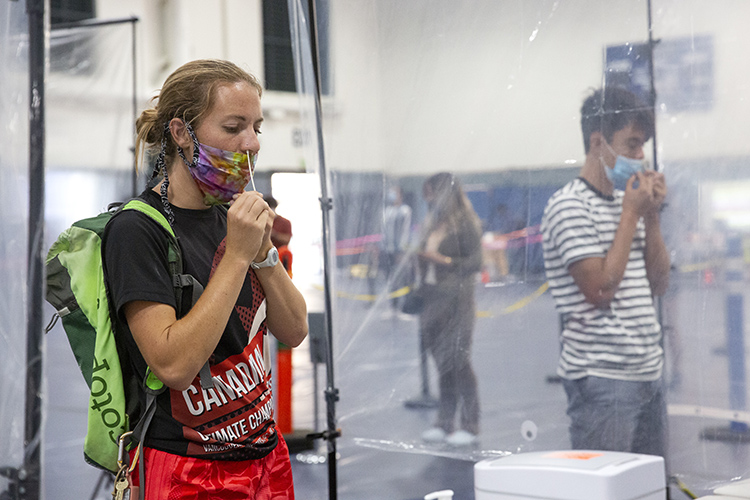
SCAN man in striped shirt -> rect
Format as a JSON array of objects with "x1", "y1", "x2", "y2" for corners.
[{"x1": 541, "y1": 87, "x2": 670, "y2": 458}]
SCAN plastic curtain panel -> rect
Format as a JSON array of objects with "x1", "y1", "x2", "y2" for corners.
[
  {"x1": 45, "y1": 22, "x2": 136, "y2": 238},
  {"x1": 42, "y1": 22, "x2": 136, "y2": 499},
  {"x1": 0, "y1": 1, "x2": 31, "y2": 495},
  {"x1": 289, "y1": 1, "x2": 750, "y2": 498}
]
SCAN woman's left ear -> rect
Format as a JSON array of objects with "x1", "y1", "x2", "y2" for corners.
[{"x1": 169, "y1": 118, "x2": 192, "y2": 150}]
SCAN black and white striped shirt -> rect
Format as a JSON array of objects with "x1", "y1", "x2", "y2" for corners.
[{"x1": 541, "y1": 178, "x2": 662, "y2": 382}]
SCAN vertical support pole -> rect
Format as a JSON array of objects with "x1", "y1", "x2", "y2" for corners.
[
  {"x1": 700, "y1": 235, "x2": 750, "y2": 442},
  {"x1": 304, "y1": 1, "x2": 340, "y2": 498},
  {"x1": 646, "y1": 0, "x2": 660, "y2": 173},
  {"x1": 726, "y1": 235, "x2": 747, "y2": 432},
  {"x1": 131, "y1": 18, "x2": 138, "y2": 197},
  {"x1": 23, "y1": 0, "x2": 47, "y2": 498},
  {"x1": 403, "y1": 332, "x2": 438, "y2": 409}
]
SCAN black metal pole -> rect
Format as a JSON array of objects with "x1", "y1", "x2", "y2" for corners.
[
  {"x1": 23, "y1": 0, "x2": 47, "y2": 498},
  {"x1": 50, "y1": 15, "x2": 138, "y2": 30},
  {"x1": 646, "y1": 0, "x2": 659, "y2": 173},
  {"x1": 305, "y1": 1, "x2": 339, "y2": 499},
  {"x1": 131, "y1": 19, "x2": 138, "y2": 196},
  {"x1": 645, "y1": 0, "x2": 667, "y2": 332}
]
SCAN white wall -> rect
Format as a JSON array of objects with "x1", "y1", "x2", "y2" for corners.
[
  {"x1": 47, "y1": 0, "x2": 750, "y2": 175},
  {"x1": 48, "y1": 0, "x2": 308, "y2": 172},
  {"x1": 324, "y1": 0, "x2": 750, "y2": 174}
]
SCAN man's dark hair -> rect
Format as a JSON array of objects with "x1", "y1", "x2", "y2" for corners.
[{"x1": 580, "y1": 86, "x2": 654, "y2": 153}]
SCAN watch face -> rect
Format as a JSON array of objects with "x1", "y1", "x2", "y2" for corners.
[
  {"x1": 268, "y1": 247, "x2": 279, "y2": 265},
  {"x1": 253, "y1": 247, "x2": 279, "y2": 268}
]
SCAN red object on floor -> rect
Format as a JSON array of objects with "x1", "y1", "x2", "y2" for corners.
[
  {"x1": 481, "y1": 269, "x2": 490, "y2": 284},
  {"x1": 276, "y1": 346, "x2": 293, "y2": 434}
]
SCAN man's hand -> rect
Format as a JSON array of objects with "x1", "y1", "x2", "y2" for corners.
[
  {"x1": 623, "y1": 172, "x2": 654, "y2": 218},
  {"x1": 645, "y1": 170, "x2": 667, "y2": 216}
]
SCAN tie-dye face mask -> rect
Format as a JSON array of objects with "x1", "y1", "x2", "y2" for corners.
[{"x1": 177, "y1": 123, "x2": 256, "y2": 206}]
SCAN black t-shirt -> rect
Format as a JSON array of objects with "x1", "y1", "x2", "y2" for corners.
[{"x1": 103, "y1": 189, "x2": 277, "y2": 460}]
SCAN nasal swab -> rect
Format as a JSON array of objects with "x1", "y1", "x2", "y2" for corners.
[{"x1": 247, "y1": 150, "x2": 257, "y2": 191}]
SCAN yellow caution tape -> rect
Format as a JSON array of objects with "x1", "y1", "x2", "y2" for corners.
[
  {"x1": 313, "y1": 284, "x2": 410, "y2": 302},
  {"x1": 677, "y1": 259, "x2": 721, "y2": 273},
  {"x1": 314, "y1": 281, "x2": 550, "y2": 318},
  {"x1": 497, "y1": 281, "x2": 549, "y2": 315}
]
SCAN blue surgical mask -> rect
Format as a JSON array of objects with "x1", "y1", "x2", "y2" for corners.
[{"x1": 603, "y1": 143, "x2": 646, "y2": 191}]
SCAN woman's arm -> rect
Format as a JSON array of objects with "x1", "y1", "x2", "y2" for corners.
[
  {"x1": 123, "y1": 192, "x2": 272, "y2": 391},
  {"x1": 253, "y1": 244, "x2": 308, "y2": 347}
]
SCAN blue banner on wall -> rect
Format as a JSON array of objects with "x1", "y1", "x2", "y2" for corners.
[{"x1": 605, "y1": 35, "x2": 714, "y2": 113}]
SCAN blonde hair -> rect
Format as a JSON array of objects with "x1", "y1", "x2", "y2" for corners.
[{"x1": 135, "y1": 59, "x2": 263, "y2": 172}]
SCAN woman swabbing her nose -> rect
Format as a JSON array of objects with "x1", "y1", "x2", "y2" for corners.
[{"x1": 103, "y1": 59, "x2": 307, "y2": 500}]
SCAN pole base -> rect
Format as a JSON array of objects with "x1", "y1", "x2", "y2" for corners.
[
  {"x1": 700, "y1": 424, "x2": 750, "y2": 443},
  {"x1": 403, "y1": 395, "x2": 439, "y2": 410}
]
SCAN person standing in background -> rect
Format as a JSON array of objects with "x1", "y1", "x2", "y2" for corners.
[
  {"x1": 541, "y1": 86, "x2": 670, "y2": 459},
  {"x1": 382, "y1": 185, "x2": 412, "y2": 316},
  {"x1": 265, "y1": 195, "x2": 294, "y2": 277},
  {"x1": 418, "y1": 172, "x2": 483, "y2": 447}
]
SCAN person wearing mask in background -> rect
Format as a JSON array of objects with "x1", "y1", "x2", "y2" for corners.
[
  {"x1": 265, "y1": 195, "x2": 294, "y2": 277},
  {"x1": 104, "y1": 59, "x2": 308, "y2": 499},
  {"x1": 418, "y1": 172, "x2": 483, "y2": 447},
  {"x1": 541, "y1": 86, "x2": 670, "y2": 459},
  {"x1": 382, "y1": 185, "x2": 412, "y2": 318}
]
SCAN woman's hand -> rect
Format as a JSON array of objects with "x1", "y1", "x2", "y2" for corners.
[
  {"x1": 254, "y1": 204, "x2": 275, "y2": 263},
  {"x1": 227, "y1": 191, "x2": 271, "y2": 266},
  {"x1": 418, "y1": 250, "x2": 452, "y2": 265}
]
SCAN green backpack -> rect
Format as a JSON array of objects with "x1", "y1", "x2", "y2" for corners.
[{"x1": 44, "y1": 198, "x2": 202, "y2": 474}]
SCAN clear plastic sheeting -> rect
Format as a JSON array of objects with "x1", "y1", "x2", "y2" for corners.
[
  {"x1": 46, "y1": 22, "x2": 136, "y2": 173},
  {"x1": 289, "y1": 0, "x2": 750, "y2": 498},
  {"x1": 42, "y1": 21, "x2": 137, "y2": 500},
  {"x1": 0, "y1": 1, "x2": 30, "y2": 496}
]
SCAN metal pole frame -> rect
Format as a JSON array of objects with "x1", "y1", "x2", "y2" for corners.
[
  {"x1": 304, "y1": 1, "x2": 340, "y2": 499},
  {"x1": 21, "y1": 0, "x2": 47, "y2": 498},
  {"x1": 2, "y1": 13, "x2": 141, "y2": 500},
  {"x1": 646, "y1": 0, "x2": 659, "y2": 173}
]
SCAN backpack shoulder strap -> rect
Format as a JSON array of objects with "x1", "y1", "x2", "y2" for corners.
[
  {"x1": 119, "y1": 198, "x2": 181, "y2": 275},
  {"x1": 120, "y1": 198, "x2": 174, "y2": 237},
  {"x1": 114, "y1": 198, "x2": 213, "y2": 389},
  {"x1": 113, "y1": 198, "x2": 197, "y2": 316}
]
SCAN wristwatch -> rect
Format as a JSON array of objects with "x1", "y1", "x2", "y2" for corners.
[{"x1": 251, "y1": 247, "x2": 279, "y2": 269}]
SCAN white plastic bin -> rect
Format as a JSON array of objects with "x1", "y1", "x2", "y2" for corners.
[{"x1": 474, "y1": 450, "x2": 666, "y2": 500}]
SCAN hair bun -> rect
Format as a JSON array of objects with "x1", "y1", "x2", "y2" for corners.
[{"x1": 136, "y1": 108, "x2": 162, "y2": 143}]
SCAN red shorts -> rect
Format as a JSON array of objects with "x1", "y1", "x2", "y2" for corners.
[{"x1": 129, "y1": 434, "x2": 295, "y2": 499}]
